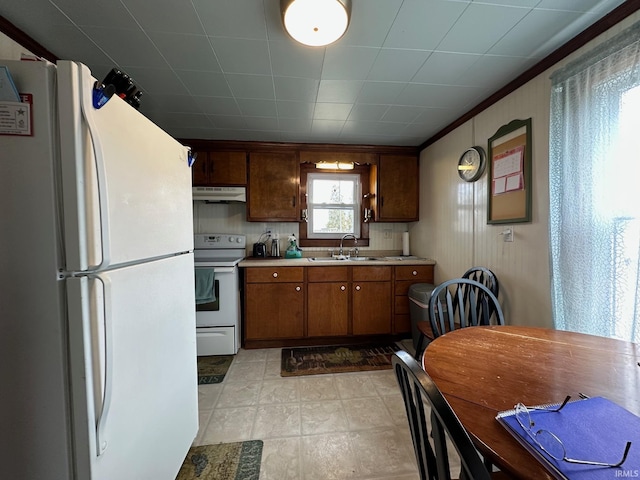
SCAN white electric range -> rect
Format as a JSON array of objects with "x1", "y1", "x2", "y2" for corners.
[{"x1": 193, "y1": 233, "x2": 246, "y2": 355}]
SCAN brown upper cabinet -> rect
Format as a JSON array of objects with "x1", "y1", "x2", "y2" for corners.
[
  {"x1": 247, "y1": 151, "x2": 299, "y2": 221},
  {"x1": 191, "y1": 150, "x2": 247, "y2": 186},
  {"x1": 372, "y1": 154, "x2": 419, "y2": 222}
]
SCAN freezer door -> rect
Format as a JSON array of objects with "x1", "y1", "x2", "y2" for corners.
[
  {"x1": 57, "y1": 61, "x2": 193, "y2": 272},
  {"x1": 66, "y1": 253, "x2": 197, "y2": 480}
]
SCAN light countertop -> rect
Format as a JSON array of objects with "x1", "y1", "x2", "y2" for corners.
[{"x1": 239, "y1": 255, "x2": 436, "y2": 267}]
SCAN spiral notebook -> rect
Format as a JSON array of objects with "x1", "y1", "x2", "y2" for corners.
[{"x1": 496, "y1": 396, "x2": 640, "y2": 480}]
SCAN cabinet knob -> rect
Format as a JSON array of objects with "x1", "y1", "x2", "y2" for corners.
[
  {"x1": 273, "y1": 272, "x2": 278, "y2": 278},
  {"x1": 355, "y1": 285, "x2": 361, "y2": 291},
  {"x1": 295, "y1": 286, "x2": 301, "y2": 292},
  {"x1": 340, "y1": 285, "x2": 346, "y2": 291},
  {"x1": 412, "y1": 270, "x2": 418, "y2": 276}
]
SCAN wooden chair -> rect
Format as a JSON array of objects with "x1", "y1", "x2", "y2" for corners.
[
  {"x1": 392, "y1": 350, "x2": 492, "y2": 480},
  {"x1": 414, "y1": 277, "x2": 504, "y2": 359}
]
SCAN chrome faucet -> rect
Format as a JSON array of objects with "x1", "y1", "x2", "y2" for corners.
[{"x1": 339, "y1": 234, "x2": 358, "y2": 256}]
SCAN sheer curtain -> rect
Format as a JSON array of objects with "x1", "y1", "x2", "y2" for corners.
[{"x1": 549, "y1": 21, "x2": 640, "y2": 342}]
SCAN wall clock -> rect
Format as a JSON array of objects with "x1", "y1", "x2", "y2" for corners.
[{"x1": 457, "y1": 146, "x2": 486, "y2": 182}]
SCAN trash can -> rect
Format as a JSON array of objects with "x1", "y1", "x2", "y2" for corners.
[{"x1": 408, "y1": 283, "x2": 435, "y2": 349}]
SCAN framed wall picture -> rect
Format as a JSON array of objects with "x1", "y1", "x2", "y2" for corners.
[{"x1": 487, "y1": 118, "x2": 532, "y2": 224}]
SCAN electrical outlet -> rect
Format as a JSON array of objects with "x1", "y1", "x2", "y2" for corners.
[
  {"x1": 502, "y1": 227, "x2": 513, "y2": 243},
  {"x1": 384, "y1": 229, "x2": 392, "y2": 239}
]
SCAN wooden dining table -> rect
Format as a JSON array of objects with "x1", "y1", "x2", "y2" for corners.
[{"x1": 421, "y1": 325, "x2": 640, "y2": 479}]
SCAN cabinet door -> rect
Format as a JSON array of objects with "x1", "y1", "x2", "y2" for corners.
[
  {"x1": 377, "y1": 154, "x2": 419, "y2": 221},
  {"x1": 248, "y1": 152, "x2": 299, "y2": 221},
  {"x1": 191, "y1": 151, "x2": 209, "y2": 186},
  {"x1": 209, "y1": 151, "x2": 247, "y2": 185},
  {"x1": 192, "y1": 151, "x2": 247, "y2": 186},
  {"x1": 307, "y1": 282, "x2": 349, "y2": 336},
  {"x1": 352, "y1": 281, "x2": 392, "y2": 335},
  {"x1": 245, "y1": 283, "x2": 304, "y2": 339}
]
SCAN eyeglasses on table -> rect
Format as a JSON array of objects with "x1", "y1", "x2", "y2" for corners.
[{"x1": 515, "y1": 395, "x2": 632, "y2": 468}]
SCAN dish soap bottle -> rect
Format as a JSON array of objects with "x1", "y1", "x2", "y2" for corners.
[{"x1": 285, "y1": 233, "x2": 302, "y2": 259}]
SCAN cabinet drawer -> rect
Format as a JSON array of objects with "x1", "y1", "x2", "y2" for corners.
[
  {"x1": 245, "y1": 267, "x2": 304, "y2": 283},
  {"x1": 352, "y1": 266, "x2": 392, "y2": 282},
  {"x1": 307, "y1": 266, "x2": 349, "y2": 282},
  {"x1": 395, "y1": 265, "x2": 434, "y2": 282}
]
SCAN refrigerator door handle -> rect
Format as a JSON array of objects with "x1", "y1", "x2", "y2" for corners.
[
  {"x1": 79, "y1": 64, "x2": 112, "y2": 270},
  {"x1": 92, "y1": 273, "x2": 113, "y2": 456}
]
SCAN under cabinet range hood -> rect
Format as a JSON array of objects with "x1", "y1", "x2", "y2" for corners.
[{"x1": 192, "y1": 186, "x2": 246, "y2": 203}]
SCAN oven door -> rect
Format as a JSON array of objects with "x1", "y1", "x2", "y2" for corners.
[{"x1": 194, "y1": 265, "x2": 238, "y2": 327}]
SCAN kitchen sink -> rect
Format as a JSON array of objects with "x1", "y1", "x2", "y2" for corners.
[{"x1": 308, "y1": 256, "x2": 379, "y2": 262}]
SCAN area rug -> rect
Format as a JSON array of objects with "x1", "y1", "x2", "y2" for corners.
[
  {"x1": 281, "y1": 342, "x2": 399, "y2": 377},
  {"x1": 197, "y1": 355, "x2": 234, "y2": 385},
  {"x1": 176, "y1": 440, "x2": 263, "y2": 480}
]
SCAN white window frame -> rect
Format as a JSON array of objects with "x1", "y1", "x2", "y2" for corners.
[{"x1": 307, "y1": 172, "x2": 361, "y2": 239}]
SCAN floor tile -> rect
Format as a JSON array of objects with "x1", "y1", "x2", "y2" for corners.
[
  {"x1": 300, "y1": 400, "x2": 349, "y2": 435},
  {"x1": 349, "y1": 427, "x2": 418, "y2": 477},
  {"x1": 342, "y1": 397, "x2": 395, "y2": 430},
  {"x1": 298, "y1": 375, "x2": 339, "y2": 401},
  {"x1": 259, "y1": 437, "x2": 302, "y2": 480},
  {"x1": 216, "y1": 381, "x2": 261, "y2": 408},
  {"x1": 333, "y1": 373, "x2": 378, "y2": 399},
  {"x1": 201, "y1": 406, "x2": 257, "y2": 444},
  {"x1": 258, "y1": 378, "x2": 300, "y2": 404},
  {"x1": 253, "y1": 404, "x2": 301, "y2": 438},
  {"x1": 300, "y1": 432, "x2": 359, "y2": 480},
  {"x1": 225, "y1": 361, "x2": 266, "y2": 383}
]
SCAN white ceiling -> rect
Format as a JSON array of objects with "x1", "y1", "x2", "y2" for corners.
[{"x1": 0, "y1": 0, "x2": 627, "y2": 146}]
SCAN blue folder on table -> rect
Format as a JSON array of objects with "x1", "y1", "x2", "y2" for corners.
[{"x1": 497, "y1": 396, "x2": 640, "y2": 480}]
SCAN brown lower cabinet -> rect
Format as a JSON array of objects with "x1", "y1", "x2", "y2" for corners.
[
  {"x1": 352, "y1": 266, "x2": 392, "y2": 335},
  {"x1": 244, "y1": 267, "x2": 304, "y2": 340},
  {"x1": 243, "y1": 264, "x2": 433, "y2": 347}
]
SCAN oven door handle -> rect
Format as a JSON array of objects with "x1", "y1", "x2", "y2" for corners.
[{"x1": 195, "y1": 266, "x2": 236, "y2": 274}]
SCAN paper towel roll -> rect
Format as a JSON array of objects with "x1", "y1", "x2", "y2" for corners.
[{"x1": 402, "y1": 232, "x2": 410, "y2": 256}]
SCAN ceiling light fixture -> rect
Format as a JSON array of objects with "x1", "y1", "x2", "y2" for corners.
[
  {"x1": 280, "y1": 0, "x2": 351, "y2": 47},
  {"x1": 315, "y1": 161, "x2": 354, "y2": 170}
]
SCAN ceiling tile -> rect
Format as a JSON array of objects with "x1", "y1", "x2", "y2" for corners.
[
  {"x1": 437, "y1": 3, "x2": 531, "y2": 54},
  {"x1": 381, "y1": 105, "x2": 425, "y2": 123},
  {"x1": 236, "y1": 98, "x2": 278, "y2": 117},
  {"x1": 207, "y1": 115, "x2": 247, "y2": 129},
  {"x1": 42, "y1": 25, "x2": 114, "y2": 68},
  {"x1": 82, "y1": 26, "x2": 168, "y2": 69},
  {"x1": 226, "y1": 74, "x2": 275, "y2": 100},
  {"x1": 51, "y1": 0, "x2": 138, "y2": 29},
  {"x1": 276, "y1": 101, "x2": 315, "y2": 119},
  {"x1": 311, "y1": 119, "x2": 346, "y2": 135},
  {"x1": 313, "y1": 103, "x2": 354, "y2": 121},
  {"x1": 317, "y1": 80, "x2": 364, "y2": 103},
  {"x1": 489, "y1": 9, "x2": 586, "y2": 57},
  {"x1": 340, "y1": 0, "x2": 403, "y2": 47},
  {"x1": 176, "y1": 71, "x2": 231, "y2": 97},
  {"x1": 148, "y1": 32, "x2": 220, "y2": 72},
  {"x1": 321, "y1": 46, "x2": 380, "y2": 80},
  {"x1": 273, "y1": 77, "x2": 319, "y2": 102},
  {"x1": 195, "y1": 97, "x2": 241, "y2": 116},
  {"x1": 383, "y1": 0, "x2": 468, "y2": 49},
  {"x1": 209, "y1": 37, "x2": 271, "y2": 75},
  {"x1": 347, "y1": 104, "x2": 390, "y2": 122},
  {"x1": 193, "y1": 0, "x2": 268, "y2": 39},
  {"x1": 268, "y1": 40, "x2": 325, "y2": 78},
  {"x1": 244, "y1": 116, "x2": 279, "y2": 131},
  {"x1": 278, "y1": 117, "x2": 313, "y2": 132},
  {"x1": 356, "y1": 81, "x2": 406, "y2": 104},
  {"x1": 412, "y1": 52, "x2": 480, "y2": 85},
  {"x1": 367, "y1": 49, "x2": 431, "y2": 82},
  {"x1": 396, "y1": 83, "x2": 483, "y2": 109},
  {"x1": 121, "y1": 0, "x2": 204, "y2": 34},
  {"x1": 535, "y1": 0, "x2": 624, "y2": 13}
]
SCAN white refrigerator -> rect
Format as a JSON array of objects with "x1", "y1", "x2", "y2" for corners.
[{"x1": 0, "y1": 60, "x2": 198, "y2": 479}]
